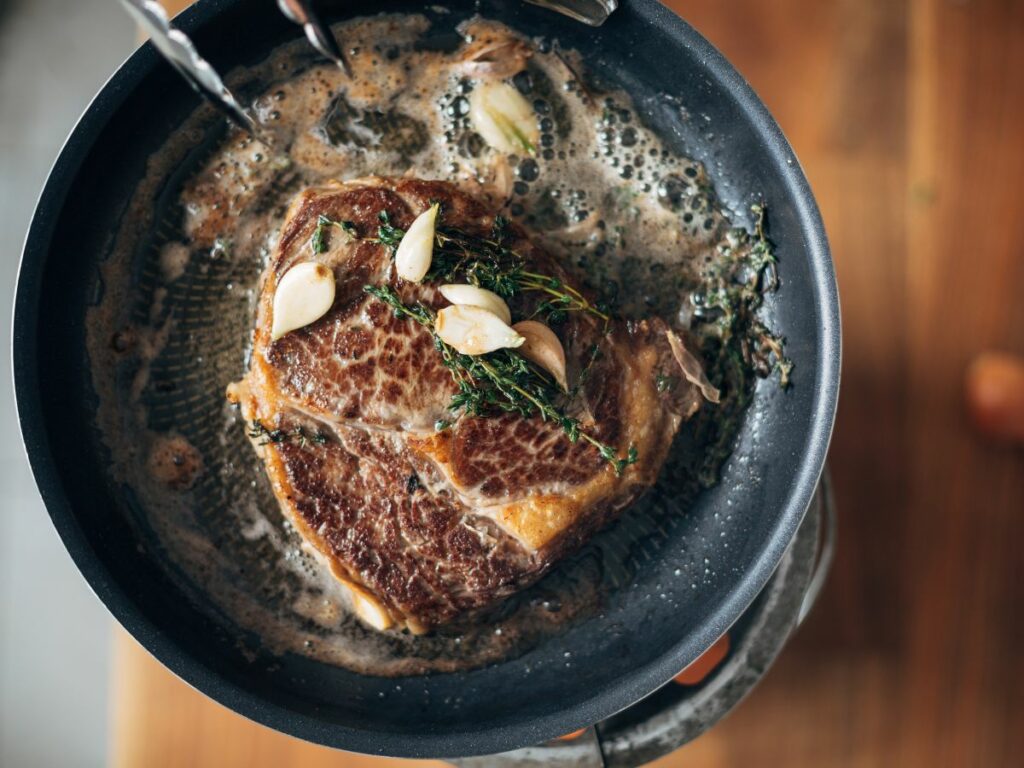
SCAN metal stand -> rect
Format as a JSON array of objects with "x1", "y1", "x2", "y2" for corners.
[{"x1": 454, "y1": 471, "x2": 836, "y2": 767}]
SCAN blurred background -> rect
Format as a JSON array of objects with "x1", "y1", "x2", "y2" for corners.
[{"x1": 1, "y1": 0, "x2": 1021, "y2": 766}]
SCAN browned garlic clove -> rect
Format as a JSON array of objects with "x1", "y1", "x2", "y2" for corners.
[
  {"x1": 395, "y1": 203, "x2": 439, "y2": 282},
  {"x1": 457, "y1": 38, "x2": 532, "y2": 79},
  {"x1": 513, "y1": 320, "x2": 569, "y2": 391},
  {"x1": 666, "y1": 329, "x2": 721, "y2": 403},
  {"x1": 435, "y1": 304, "x2": 525, "y2": 355},
  {"x1": 468, "y1": 81, "x2": 539, "y2": 156},
  {"x1": 439, "y1": 283, "x2": 512, "y2": 324},
  {"x1": 271, "y1": 262, "x2": 336, "y2": 341}
]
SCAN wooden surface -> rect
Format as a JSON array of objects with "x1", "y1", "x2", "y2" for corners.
[{"x1": 114, "y1": 1, "x2": 1024, "y2": 765}]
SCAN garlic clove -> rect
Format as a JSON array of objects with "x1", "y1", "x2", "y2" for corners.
[
  {"x1": 439, "y1": 283, "x2": 512, "y2": 325},
  {"x1": 395, "y1": 203, "x2": 439, "y2": 282},
  {"x1": 665, "y1": 328, "x2": 721, "y2": 403},
  {"x1": 513, "y1": 320, "x2": 569, "y2": 391},
  {"x1": 435, "y1": 304, "x2": 525, "y2": 355},
  {"x1": 457, "y1": 38, "x2": 532, "y2": 79},
  {"x1": 271, "y1": 261, "x2": 336, "y2": 341},
  {"x1": 468, "y1": 81, "x2": 539, "y2": 156}
]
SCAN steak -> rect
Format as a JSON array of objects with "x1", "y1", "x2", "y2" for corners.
[{"x1": 229, "y1": 177, "x2": 708, "y2": 632}]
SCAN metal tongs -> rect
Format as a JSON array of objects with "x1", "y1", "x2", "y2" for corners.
[
  {"x1": 121, "y1": 0, "x2": 263, "y2": 138},
  {"x1": 122, "y1": 0, "x2": 618, "y2": 143},
  {"x1": 121, "y1": 0, "x2": 352, "y2": 142},
  {"x1": 276, "y1": 0, "x2": 352, "y2": 75}
]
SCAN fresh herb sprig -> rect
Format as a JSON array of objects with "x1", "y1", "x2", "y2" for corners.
[
  {"x1": 363, "y1": 284, "x2": 637, "y2": 474},
  {"x1": 426, "y1": 215, "x2": 610, "y2": 325},
  {"x1": 376, "y1": 210, "x2": 406, "y2": 252},
  {"x1": 310, "y1": 214, "x2": 357, "y2": 254}
]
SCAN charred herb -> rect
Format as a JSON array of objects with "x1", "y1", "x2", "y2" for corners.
[
  {"x1": 363, "y1": 284, "x2": 636, "y2": 474},
  {"x1": 679, "y1": 203, "x2": 792, "y2": 488},
  {"x1": 696, "y1": 204, "x2": 792, "y2": 388},
  {"x1": 247, "y1": 420, "x2": 328, "y2": 447}
]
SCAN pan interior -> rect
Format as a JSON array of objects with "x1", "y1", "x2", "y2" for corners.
[{"x1": 16, "y1": 0, "x2": 834, "y2": 755}]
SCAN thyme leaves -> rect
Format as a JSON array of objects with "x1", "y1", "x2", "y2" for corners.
[
  {"x1": 376, "y1": 210, "x2": 405, "y2": 252},
  {"x1": 699, "y1": 204, "x2": 792, "y2": 388},
  {"x1": 423, "y1": 220, "x2": 609, "y2": 326},
  {"x1": 247, "y1": 420, "x2": 328, "y2": 447},
  {"x1": 312, "y1": 208, "x2": 607, "y2": 327},
  {"x1": 310, "y1": 214, "x2": 356, "y2": 254},
  {"x1": 676, "y1": 203, "x2": 793, "y2": 490}
]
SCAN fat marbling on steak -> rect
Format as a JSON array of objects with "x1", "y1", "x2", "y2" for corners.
[{"x1": 228, "y1": 177, "x2": 709, "y2": 633}]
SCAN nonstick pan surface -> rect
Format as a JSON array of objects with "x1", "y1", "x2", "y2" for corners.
[{"x1": 12, "y1": 0, "x2": 839, "y2": 757}]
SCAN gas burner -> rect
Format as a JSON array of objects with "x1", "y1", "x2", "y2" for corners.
[{"x1": 455, "y1": 472, "x2": 835, "y2": 767}]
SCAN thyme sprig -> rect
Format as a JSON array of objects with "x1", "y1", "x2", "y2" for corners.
[
  {"x1": 426, "y1": 216, "x2": 610, "y2": 325},
  {"x1": 363, "y1": 284, "x2": 637, "y2": 474},
  {"x1": 310, "y1": 214, "x2": 356, "y2": 254},
  {"x1": 313, "y1": 210, "x2": 405, "y2": 255},
  {"x1": 376, "y1": 210, "x2": 405, "y2": 252}
]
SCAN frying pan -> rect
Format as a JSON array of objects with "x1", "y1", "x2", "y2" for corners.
[{"x1": 12, "y1": 0, "x2": 839, "y2": 758}]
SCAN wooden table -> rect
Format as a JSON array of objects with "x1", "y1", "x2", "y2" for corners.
[{"x1": 113, "y1": 1, "x2": 1024, "y2": 765}]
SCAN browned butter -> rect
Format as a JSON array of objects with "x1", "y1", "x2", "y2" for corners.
[{"x1": 86, "y1": 14, "x2": 739, "y2": 676}]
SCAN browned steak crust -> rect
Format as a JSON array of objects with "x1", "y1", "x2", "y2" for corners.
[{"x1": 231, "y1": 177, "x2": 702, "y2": 631}]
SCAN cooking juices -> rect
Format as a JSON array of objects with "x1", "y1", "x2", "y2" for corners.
[{"x1": 87, "y1": 14, "x2": 773, "y2": 675}]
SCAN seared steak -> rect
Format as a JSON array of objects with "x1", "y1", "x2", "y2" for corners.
[{"x1": 229, "y1": 177, "x2": 706, "y2": 632}]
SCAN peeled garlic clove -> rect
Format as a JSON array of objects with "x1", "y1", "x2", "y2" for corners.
[
  {"x1": 435, "y1": 304, "x2": 524, "y2": 356},
  {"x1": 513, "y1": 320, "x2": 568, "y2": 391},
  {"x1": 395, "y1": 203, "x2": 439, "y2": 283},
  {"x1": 439, "y1": 283, "x2": 512, "y2": 325},
  {"x1": 271, "y1": 262, "x2": 336, "y2": 341},
  {"x1": 469, "y1": 81, "x2": 539, "y2": 155}
]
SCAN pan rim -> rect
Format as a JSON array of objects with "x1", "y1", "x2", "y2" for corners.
[{"x1": 11, "y1": 0, "x2": 840, "y2": 758}]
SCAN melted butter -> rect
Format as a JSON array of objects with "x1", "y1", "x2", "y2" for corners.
[{"x1": 86, "y1": 13, "x2": 740, "y2": 677}]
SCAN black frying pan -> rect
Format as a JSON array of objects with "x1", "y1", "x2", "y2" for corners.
[{"x1": 12, "y1": 0, "x2": 839, "y2": 758}]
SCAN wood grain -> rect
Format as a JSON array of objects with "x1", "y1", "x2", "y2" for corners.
[{"x1": 115, "y1": 1, "x2": 1024, "y2": 765}]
